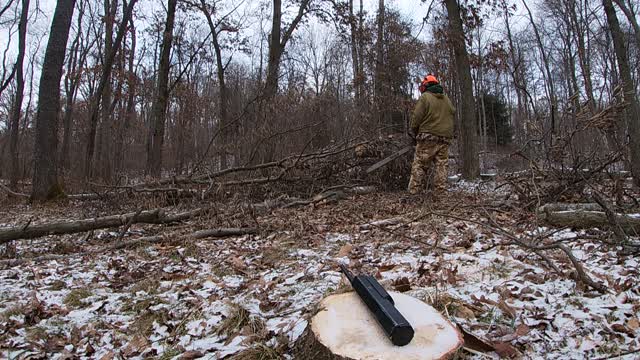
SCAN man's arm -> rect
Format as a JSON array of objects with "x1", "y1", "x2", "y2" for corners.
[{"x1": 410, "y1": 95, "x2": 427, "y2": 135}]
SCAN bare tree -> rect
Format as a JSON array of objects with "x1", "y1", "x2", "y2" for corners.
[
  {"x1": 444, "y1": 0, "x2": 479, "y2": 179},
  {"x1": 8, "y1": 0, "x2": 29, "y2": 188},
  {"x1": 603, "y1": 0, "x2": 640, "y2": 186},
  {"x1": 147, "y1": 0, "x2": 177, "y2": 177},
  {"x1": 264, "y1": 0, "x2": 312, "y2": 100},
  {"x1": 522, "y1": 0, "x2": 558, "y2": 137},
  {"x1": 84, "y1": 0, "x2": 137, "y2": 178},
  {"x1": 61, "y1": 0, "x2": 94, "y2": 171},
  {"x1": 374, "y1": 0, "x2": 384, "y2": 130},
  {"x1": 31, "y1": 0, "x2": 76, "y2": 201}
]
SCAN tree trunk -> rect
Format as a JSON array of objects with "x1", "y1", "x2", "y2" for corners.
[
  {"x1": 61, "y1": 0, "x2": 89, "y2": 172},
  {"x1": 522, "y1": 0, "x2": 557, "y2": 137},
  {"x1": 0, "y1": 208, "x2": 208, "y2": 243},
  {"x1": 444, "y1": 0, "x2": 479, "y2": 179},
  {"x1": 612, "y1": 0, "x2": 640, "y2": 50},
  {"x1": 374, "y1": 0, "x2": 385, "y2": 132},
  {"x1": 147, "y1": 0, "x2": 177, "y2": 177},
  {"x1": 8, "y1": 0, "x2": 29, "y2": 189},
  {"x1": 85, "y1": 0, "x2": 137, "y2": 178},
  {"x1": 31, "y1": 0, "x2": 76, "y2": 201},
  {"x1": 199, "y1": 0, "x2": 230, "y2": 170},
  {"x1": 568, "y1": 0, "x2": 596, "y2": 113},
  {"x1": 348, "y1": 0, "x2": 360, "y2": 104},
  {"x1": 116, "y1": 18, "x2": 136, "y2": 174},
  {"x1": 264, "y1": 0, "x2": 311, "y2": 101},
  {"x1": 603, "y1": 0, "x2": 640, "y2": 187},
  {"x1": 504, "y1": 7, "x2": 525, "y2": 144},
  {"x1": 98, "y1": 0, "x2": 117, "y2": 180},
  {"x1": 264, "y1": 0, "x2": 284, "y2": 100}
]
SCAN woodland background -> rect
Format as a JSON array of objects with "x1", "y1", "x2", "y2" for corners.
[
  {"x1": 0, "y1": 0, "x2": 638, "y2": 196},
  {"x1": 1, "y1": 1, "x2": 640, "y2": 358}
]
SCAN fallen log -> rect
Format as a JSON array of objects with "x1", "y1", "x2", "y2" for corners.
[
  {"x1": 0, "y1": 208, "x2": 207, "y2": 244},
  {"x1": 293, "y1": 292, "x2": 463, "y2": 359},
  {"x1": 543, "y1": 210, "x2": 640, "y2": 232},
  {"x1": 106, "y1": 227, "x2": 256, "y2": 250},
  {"x1": 538, "y1": 203, "x2": 603, "y2": 213},
  {"x1": 192, "y1": 228, "x2": 257, "y2": 239},
  {"x1": 0, "y1": 182, "x2": 128, "y2": 201},
  {"x1": 0, "y1": 227, "x2": 257, "y2": 268}
]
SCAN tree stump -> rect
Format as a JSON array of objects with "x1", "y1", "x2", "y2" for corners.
[{"x1": 294, "y1": 292, "x2": 463, "y2": 360}]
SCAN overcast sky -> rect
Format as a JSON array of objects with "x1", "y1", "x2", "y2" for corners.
[{"x1": 0, "y1": 0, "x2": 526, "y2": 105}]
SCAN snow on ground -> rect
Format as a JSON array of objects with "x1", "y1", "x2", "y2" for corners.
[{"x1": 0, "y1": 185, "x2": 639, "y2": 359}]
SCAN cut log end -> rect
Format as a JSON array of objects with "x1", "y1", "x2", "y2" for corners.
[{"x1": 294, "y1": 292, "x2": 463, "y2": 360}]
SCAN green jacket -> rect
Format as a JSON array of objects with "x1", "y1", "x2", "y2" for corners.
[{"x1": 410, "y1": 86, "x2": 455, "y2": 139}]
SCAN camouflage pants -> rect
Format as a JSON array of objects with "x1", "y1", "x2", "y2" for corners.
[{"x1": 408, "y1": 133, "x2": 450, "y2": 194}]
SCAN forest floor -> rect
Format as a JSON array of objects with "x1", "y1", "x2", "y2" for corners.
[{"x1": 0, "y1": 180, "x2": 639, "y2": 359}]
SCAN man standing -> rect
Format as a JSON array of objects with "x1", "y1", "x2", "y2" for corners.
[{"x1": 408, "y1": 74, "x2": 455, "y2": 195}]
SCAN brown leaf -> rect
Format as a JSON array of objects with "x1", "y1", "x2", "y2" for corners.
[
  {"x1": 393, "y1": 277, "x2": 411, "y2": 292},
  {"x1": 455, "y1": 305, "x2": 476, "y2": 319},
  {"x1": 229, "y1": 256, "x2": 245, "y2": 271},
  {"x1": 471, "y1": 294, "x2": 498, "y2": 306},
  {"x1": 457, "y1": 324, "x2": 495, "y2": 353},
  {"x1": 494, "y1": 341, "x2": 519, "y2": 358},
  {"x1": 85, "y1": 342, "x2": 96, "y2": 356},
  {"x1": 337, "y1": 244, "x2": 353, "y2": 257},
  {"x1": 180, "y1": 351, "x2": 204, "y2": 359},
  {"x1": 122, "y1": 335, "x2": 149, "y2": 357},
  {"x1": 378, "y1": 264, "x2": 396, "y2": 272},
  {"x1": 498, "y1": 299, "x2": 517, "y2": 319},
  {"x1": 627, "y1": 318, "x2": 639, "y2": 331},
  {"x1": 611, "y1": 323, "x2": 635, "y2": 336},
  {"x1": 98, "y1": 351, "x2": 115, "y2": 360},
  {"x1": 515, "y1": 323, "x2": 530, "y2": 337}
]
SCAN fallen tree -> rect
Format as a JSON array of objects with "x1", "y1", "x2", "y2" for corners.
[
  {"x1": 541, "y1": 209, "x2": 640, "y2": 232},
  {"x1": 538, "y1": 203, "x2": 603, "y2": 213},
  {"x1": 0, "y1": 227, "x2": 257, "y2": 268},
  {"x1": 0, "y1": 208, "x2": 207, "y2": 243}
]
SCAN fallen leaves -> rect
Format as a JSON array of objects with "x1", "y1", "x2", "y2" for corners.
[
  {"x1": 392, "y1": 277, "x2": 411, "y2": 292},
  {"x1": 337, "y1": 244, "x2": 353, "y2": 258},
  {"x1": 2, "y1": 189, "x2": 639, "y2": 359},
  {"x1": 122, "y1": 335, "x2": 149, "y2": 357}
]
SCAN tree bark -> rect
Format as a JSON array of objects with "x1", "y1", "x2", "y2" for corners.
[
  {"x1": 98, "y1": 0, "x2": 117, "y2": 180},
  {"x1": 147, "y1": 0, "x2": 177, "y2": 177},
  {"x1": 612, "y1": 0, "x2": 640, "y2": 50},
  {"x1": 8, "y1": 0, "x2": 29, "y2": 189},
  {"x1": 199, "y1": 0, "x2": 230, "y2": 170},
  {"x1": 374, "y1": 0, "x2": 385, "y2": 131},
  {"x1": 0, "y1": 208, "x2": 209, "y2": 244},
  {"x1": 264, "y1": 0, "x2": 311, "y2": 100},
  {"x1": 115, "y1": 16, "x2": 136, "y2": 174},
  {"x1": 522, "y1": 0, "x2": 557, "y2": 137},
  {"x1": 444, "y1": 0, "x2": 479, "y2": 179},
  {"x1": 31, "y1": 0, "x2": 76, "y2": 201},
  {"x1": 542, "y1": 209, "x2": 640, "y2": 232},
  {"x1": 85, "y1": 0, "x2": 137, "y2": 178},
  {"x1": 348, "y1": 0, "x2": 361, "y2": 104},
  {"x1": 61, "y1": 0, "x2": 90, "y2": 171},
  {"x1": 603, "y1": 0, "x2": 640, "y2": 187},
  {"x1": 568, "y1": 0, "x2": 596, "y2": 113}
]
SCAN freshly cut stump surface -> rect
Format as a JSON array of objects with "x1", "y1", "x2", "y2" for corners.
[{"x1": 294, "y1": 291, "x2": 463, "y2": 360}]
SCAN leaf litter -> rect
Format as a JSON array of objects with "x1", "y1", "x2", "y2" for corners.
[{"x1": 0, "y1": 182, "x2": 639, "y2": 359}]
